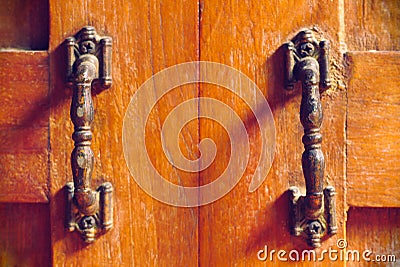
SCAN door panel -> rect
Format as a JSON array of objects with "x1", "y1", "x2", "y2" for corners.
[
  {"x1": 0, "y1": 203, "x2": 51, "y2": 267},
  {"x1": 0, "y1": 0, "x2": 398, "y2": 266},
  {"x1": 49, "y1": 0, "x2": 199, "y2": 266},
  {"x1": 198, "y1": 0, "x2": 346, "y2": 265},
  {"x1": 344, "y1": 1, "x2": 400, "y2": 266},
  {"x1": 0, "y1": 52, "x2": 49, "y2": 203},
  {"x1": 347, "y1": 52, "x2": 400, "y2": 208},
  {"x1": 346, "y1": 208, "x2": 400, "y2": 267},
  {"x1": 344, "y1": 0, "x2": 400, "y2": 51},
  {"x1": 0, "y1": 0, "x2": 49, "y2": 50},
  {"x1": 345, "y1": 52, "x2": 399, "y2": 267},
  {"x1": 0, "y1": 1, "x2": 51, "y2": 265}
]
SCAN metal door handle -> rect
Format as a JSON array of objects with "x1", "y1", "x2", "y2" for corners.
[
  {"x1": 65, "y1": 26, "x2": 113, "y2": 243},
  {"x1": 284, "y1": 29, "x2": 337, "y2": 247}
]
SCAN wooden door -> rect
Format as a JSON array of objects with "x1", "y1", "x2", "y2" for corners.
[{"x1": 0, "y1": 0, "x2": 398, "y2": 266}]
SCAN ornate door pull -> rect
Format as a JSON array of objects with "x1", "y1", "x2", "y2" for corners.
[
  {"x1": 65, "y1": 26, "x2": 113, "y2": 243},
  {"x1": 284, "y1": 29, "x2": 337, "y2": 247}
]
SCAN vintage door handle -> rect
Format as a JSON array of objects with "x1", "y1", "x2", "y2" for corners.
[
  {"x1": 284, "y1": 29, "x2": 337, "y2": 247},
  {"x1": 65, "y1": 26, "x2": 113, "y2": 243}
]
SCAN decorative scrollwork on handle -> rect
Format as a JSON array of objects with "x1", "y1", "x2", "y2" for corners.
[
  {"x1": 65, "y1": 26, "x2": 113, "y2": 243},
  {"x1": 284, "y1": 29, "x2": 337, "y2": 248}
]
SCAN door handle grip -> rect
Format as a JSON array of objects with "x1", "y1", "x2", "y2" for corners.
[
  {"x1": 65, "y1": 26, "x2": 113, "y2": 243},
  {"x1": 284, "y1": 29, "x2": 337, "y2": 248}
]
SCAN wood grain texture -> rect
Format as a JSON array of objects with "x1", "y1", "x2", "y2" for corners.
[
  {"x1": 0, "y1": 1, "x2": 397, "y2": 266},
  {"x1": 198, "y1": 0, "x2": 346, "y2": 265},
  {"x1": 346, "y1": 207, "x2": 400, "y2": 267},
  {"x1": 345, "y1": 0, "x2": 400, "y2": 51},
  {"x1": 0, "y1": 51, "x2": 49, "y2": 203},
  {"x1": 346, "y1": 52, "x2": 400, "y2": 207},
  {"x1": 0, "y1": 203, "x2": 51, "y2": 267},
  {"x1": 49, "y1": 0, "x2": 199, "y2": 266}
]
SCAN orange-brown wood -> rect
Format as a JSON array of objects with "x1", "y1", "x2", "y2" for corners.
[
  {"x1": 0, "y1": 203, "x2": 51, "y2": 266},
  {"x1": 344, "y1": 4, "x2": 400, "y2": 267},
  {"x1": 0, "y1": 0, "x2": 49, "y2": 50},
  {"x1": 346, "y1": 52, "x2": 400, "y2": 207},
  {"x1": 346, "y1": 208, "x2": 400, "y2": 266},
  {"x1": 345, "y1": 0, "x2": 400, "y2": 51},
  {"x1": 344, "y1": 3, "x2": 400, "y2": 266},
  {"x1": 48, "y1": 0, "x2": 199, "y2": 266},
  {"x1": 198, "y1": 0, "x2": 346, "y2": 265},
  {"x1": 0, "y1": 51, "x2": 49, "y2": 203},
  {"x1": 0, "y1": 0, "x2": 399, "y2": 266}
]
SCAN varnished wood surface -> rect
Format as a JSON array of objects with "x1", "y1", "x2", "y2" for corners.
[
  {"x1": 198, "y1": 0, "x2": 346, "y2": 265},
  {"x1": 0, "y1": 0, "x2": 398, "y2": 266},
  {"x1": 345, "y1": 0, "x2": 400, "y2": 51},
  {"x1": 346, "y1": 208, "x2": 400, "y2": 267},
  {"x1": 0, "y1": 203, "x2": 51, "y2": 266},
  {"x1": 0, "y1": 51, "x2": 49, "y2": 203},
  {"x1": 0, "y1": 0, "x2": 49, "y2": 50},
  {"x1": 49, "y1": 0, "x2": 199, "y2": 266},
  {"x1": 344, "y1": 3, "x2": 400, "y2": 267},
  {"x1": 347, "y1": 52, "x2": 400, "y2": 207}
]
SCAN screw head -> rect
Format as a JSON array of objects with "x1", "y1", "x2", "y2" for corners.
[
  {"x1": 80, "y1": 40, "x2": 95, "y2": 54},
  {"x1": 80, "y1": 216, "x2": 96, "y2": 230},
  {"x1": 309, "y1": 220, "x2": 322, "y2": 234},
  {"x1": 299, "y1": 42, "x2": 315, "y2": 57}
]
